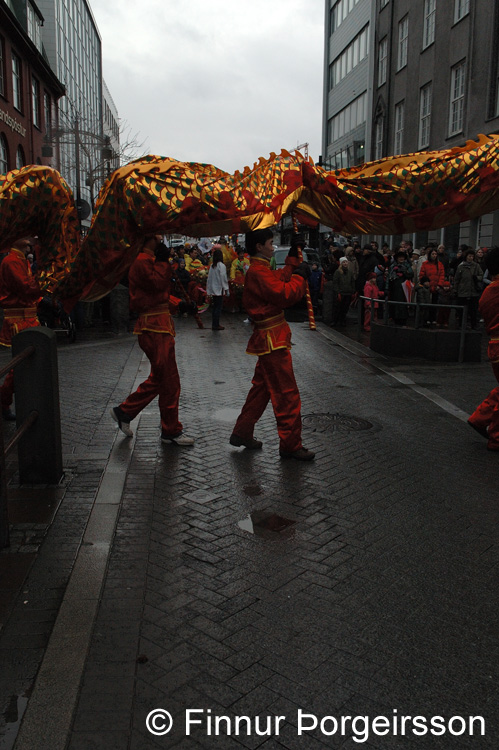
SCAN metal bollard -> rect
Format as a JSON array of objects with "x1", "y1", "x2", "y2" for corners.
[{"x1": 12, "y1": 327, "x2": 63, "y2": 484}]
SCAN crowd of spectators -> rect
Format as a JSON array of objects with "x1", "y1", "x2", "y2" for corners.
[
  {"x1": 59, "y1": 234, "x2": 492, "y2": 338},
  {"x1": 320, "y1": 239, "x2": 489, "y2": 333}
]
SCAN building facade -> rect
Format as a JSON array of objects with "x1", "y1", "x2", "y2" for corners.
[
  {"x1": 374, "y1": 0, "x2": 499, "y2": 248},
  {"x1": 0, "y1": 0, "x2": 65, "y2": 173},
  {"x1": 36, "y1": 0, "x2": 116, "y2": 225},
  {"x1": 323, "y1": 0, "x2": 499, "y2": 249},
  {"x1": 322, "y1": 0, "x2": 375, "y2": 170}
]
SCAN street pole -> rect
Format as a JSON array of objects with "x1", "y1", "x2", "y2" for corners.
[{"x1": 74, "y1": 114, "x2": 82, "y2": 229}]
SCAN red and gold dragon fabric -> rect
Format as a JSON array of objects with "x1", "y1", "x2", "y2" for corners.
[{"x1": 1, "y1": 133, "x2": 499, "y2": 303}]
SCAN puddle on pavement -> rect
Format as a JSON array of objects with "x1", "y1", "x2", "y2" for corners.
[
  {"x1": 243, "y1": 484, "x2": 263, "y2": 496},
  {"x1": 1, "y1": 694, "x2": 29, "y2": 750},
  {"x1": 238, "y1": 511, "x2": 296, "y2": 540}
]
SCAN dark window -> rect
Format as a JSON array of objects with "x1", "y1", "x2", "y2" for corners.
[
  {"x1": 0, "y1": 37, "x2": 5, "y2": 97},
  {"x1": 12, "y1": 53, "x2": 22, "y2": 111}
]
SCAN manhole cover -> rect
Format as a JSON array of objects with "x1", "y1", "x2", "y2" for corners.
[{"x1": 302, "y1": 412, "x2": 374, "y2": 433}]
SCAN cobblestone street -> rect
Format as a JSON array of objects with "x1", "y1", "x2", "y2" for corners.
[{"x1": 0, "y1": 316, "x2": 498, "y2": 749}]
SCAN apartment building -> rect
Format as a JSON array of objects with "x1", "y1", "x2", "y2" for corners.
[{"x1": 323, "y1": 0, "x2": 499, "y2": 248}]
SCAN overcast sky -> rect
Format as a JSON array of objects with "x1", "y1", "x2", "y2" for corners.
[{"x1": 89, "y1": 0, "x2": 325, "y2": 174}]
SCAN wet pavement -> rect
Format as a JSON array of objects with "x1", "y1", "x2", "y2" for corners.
[{"x1": 0, "y1": 314, "x2": 498, "y2": 749}]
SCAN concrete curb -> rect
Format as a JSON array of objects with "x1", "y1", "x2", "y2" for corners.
[{"x1": 13, "y1": 354, "x2": 149, "y2": 750}]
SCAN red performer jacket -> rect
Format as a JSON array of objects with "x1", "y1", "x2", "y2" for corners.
[
  {"x1": 243, "y1": 256, "x2": 306, "y2": 356},
  {"x1": 0, "y1": 247, "x2": 41, "y2": 346},
  {"x1": 479, "y1": 279, "x2": 499, "y2": 364},
  {"x1": 128, "y1": 250, "x2": 178, "y2": 336}
]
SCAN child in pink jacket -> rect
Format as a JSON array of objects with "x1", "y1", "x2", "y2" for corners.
[{"x1": 363, "y1": 272, "x2": 383, "y2": 331}]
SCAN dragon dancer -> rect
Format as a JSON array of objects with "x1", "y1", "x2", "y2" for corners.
[
  {"x1": 230, "y1": 229, "x2": 315, "y2": 461},
  {"x1": 468, "y1": 246, "x2": 499, "y2": 450},
  {"x1": 0, "y1": 236, "x2": 42, "y2": 420},
  {"x1": 111, "y1": 235, "x2": 194, "y2": 445}
]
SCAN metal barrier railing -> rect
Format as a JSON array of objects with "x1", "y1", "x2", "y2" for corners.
[
  {"x1": 0, "y1": 328, "x2": 62, "y2": 549},
  {"x1": 357, "y1": 296, "x2": 472, "y2": 363}
]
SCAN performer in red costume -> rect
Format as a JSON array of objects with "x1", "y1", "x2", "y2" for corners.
[
  {"x1": 111, "y1": 235, "x2": 194, "y2": 445},
  {"x1": 468, "y1": 246, "x2": 499, "y2": 451},
  {"x1": 0, "y1": 236, "x2": 42, "y2": 420},
  {"x1": 230, "y1": 228, "x2": 315, "y2": 461}
]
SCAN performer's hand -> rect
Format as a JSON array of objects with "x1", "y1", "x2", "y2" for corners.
[
  {"x1": 287, "y1": 234, "x2": 305, "y2": 258},
  {"x1": 155, "y1": 243, "x2": 170, "y2": 262},
  {"x1": 292, "y1": 262, "x2": 311, "y2": 280}
]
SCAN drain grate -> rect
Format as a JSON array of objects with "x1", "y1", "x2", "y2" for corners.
[{"x1": 302, "y1": 412, "x2": 374, "y2": 433}]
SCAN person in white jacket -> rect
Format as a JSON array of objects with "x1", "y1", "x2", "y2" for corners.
[{"x1": 206, "y1": 248, "x2": 229, "y2": 330}]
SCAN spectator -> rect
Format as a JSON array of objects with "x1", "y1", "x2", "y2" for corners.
[
  {"x1": 383, "y1": 245, "x2": 395, "y2": 269},
  {"x1": 475, "y1": 247, "x2": 488, "y2": 292},
  {"x1": 410, "y1": 249, "x2": 421, "y2": 285},
  {"x1": 419, "y1": 245, "x2": 445, "y2": 325},
  {"x1": 387, "y1": 250, "x2": 414, "y2": 326},
  {"x1": 332, "y1": 257, "x2": 356, "y2": 326},
  {"x1": 206, "y1": 247, "x2": 229, "y2": 330},
  {"x1": 414, "y1": 275, "x2": 432, "y2": 327},
  {"x1": 363, "y1": 272, "x2": 382, "y2": 331},
  {"x1": 229, "y1": 247, "x2": 249, "y2": 312},
  {"x1": 357, "y1": 245, "x2": 378, "y2": 293},
  {"x1": 174, "y1": 258, "x2": 191, "y2": 294},
  {"x1": 436, "y1": 278, "x2": 453, "y2": 328},
  {"x1": 437, "y1": 244, "x2": 450, "y2": 276},
  {"x1": 322, "y1": 249, "x2": 339, "y2": 282},
  {"x1": 374, "y1": 262, "x2": 387, "y2": 297},
  {"x1": 453, "y1": 248, "x2": 483, "y2": 329},
  {"x1": 449, "y1": 246, "x2": 465, "y2": 277},
  {"x1": 345, "y1": 246, "x2": 359, "y2": 280}
]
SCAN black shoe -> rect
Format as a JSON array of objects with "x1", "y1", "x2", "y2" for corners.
[
  {"x1": 2, "y1": 408, "x2": 16, "y2": 422},
  {"x1": 229, "y1": 433, "x2": 263, "y2": 449},
  {"x1": 110, "y1": 406, "x2": 133, "y2": 437},
  {"x1": 467, "y1": 419, "x2": 488, "y2": 439},
  {"x1": 279, "y1": 447, "x2": 315, "y2": 461}
]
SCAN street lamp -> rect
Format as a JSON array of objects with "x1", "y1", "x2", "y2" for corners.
[{"x1": 42, "y1": 113, "x2": 118, "y2": 224}]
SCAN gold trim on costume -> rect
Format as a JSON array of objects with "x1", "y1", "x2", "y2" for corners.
[
  {"x1": 252, "y1": 313, "x2": 286, "y2": 331},
  {"x1": 4, "y1": 307, "x2": 38, "y2": 319}
]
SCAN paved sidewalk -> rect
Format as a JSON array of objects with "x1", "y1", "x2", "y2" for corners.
[{"x1": 1, "y1": 316, "x2": 499, "y2": 749}]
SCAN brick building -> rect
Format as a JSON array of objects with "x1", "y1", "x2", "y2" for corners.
[{"x1": 0, "y1": 0, "x2": 64, "y2": 173}]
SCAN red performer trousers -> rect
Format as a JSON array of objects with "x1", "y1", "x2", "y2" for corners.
[
  {"x1": 233, "y1": 348, "x2": 302, "y2": 453},
  {"x1": 119, "y1": 331, "x2": 182, "y2": 436},
  {"x1": 469, "y1": 362, "x2": 499, "y2": 449}
]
